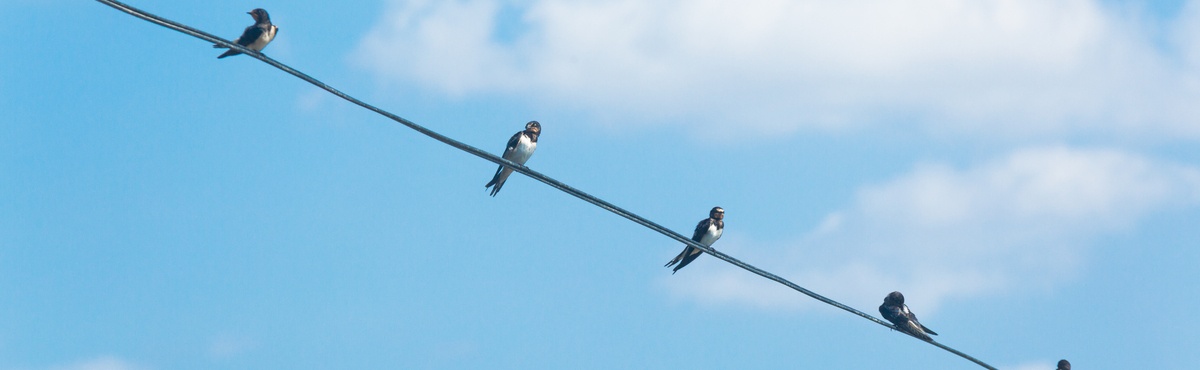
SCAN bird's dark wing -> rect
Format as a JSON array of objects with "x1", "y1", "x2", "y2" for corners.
[
  {"x1": 666, "y1": 246, "x2": 702, "y2": 273},
  {"x1": 665, "y1": 218, "x2": 715, "y2": 273},
  {"x1": 910, "y1": 311, "x2": 937, "y2": 336},
  {"x1": 692, "y1": 218, "x2": 714, "y2": 242},
  {"x1": 234, "y1": 25, "x2": 265, "y2": 46},
  {"x1": 501, "y1": 131, "x2": 523, "y2": 159},
  {"x1": 879, "y1": 304, "x2": 905, "y2": 325},
  {"x1": 485, "y1": 163, "x2": 505, "y2": 187},
  {"x1": 484, "y1": 131, "x2": 524, "y2": 196},
  {"x1": 665, "y1": 246, "x2": 692, "y2": 268}
]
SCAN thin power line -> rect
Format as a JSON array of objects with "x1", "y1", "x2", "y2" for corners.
[{"x1": 94, "y1": 1, "x2": 997, "y2": 368}]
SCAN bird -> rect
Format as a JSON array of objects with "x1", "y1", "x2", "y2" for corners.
[
  {"x1": 665, "y1": 207, "x2": 724, "y2": 274},
  {"x1": 485, "y1": 121, "x2": 540, "y2": 196},
  {"x1": 878, "y1": 291, "x2": 938, "y2": 341},
  {"x1": 215, "y1": 8, "x2": 278, "y2": 59},
  {"x1": 1057, "y1": 359, "x2": 1071, "y2": 370}
]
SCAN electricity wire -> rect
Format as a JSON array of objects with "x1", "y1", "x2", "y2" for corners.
[{"x1": 94, "y1": 1, "x2": 996, "y2": 368}]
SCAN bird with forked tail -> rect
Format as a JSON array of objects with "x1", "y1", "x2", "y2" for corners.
[
  {"x1": 215, "y1": 8, "x2": 277, "y2": 59},
  {"x1": 665, "y1": 207, "x2": 724, "y2": 274},
  {"x1": 485, "y1": 121, "x2": 540, "y2": 196},
  {"x1": 879, "y1": 291, "x2": 939, "y2": 341}
]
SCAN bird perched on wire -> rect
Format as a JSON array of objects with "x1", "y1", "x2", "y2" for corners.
[
  {"x1": 879, "y1": 291, "x2": 939, "y2": 341},
  {"x1": 1057, "y1": 359, "x2": 1070, "y2": 370},
  {"x1": 665, "y1": 207, "x2": 724, "y2": 274},
  {"x1": 485, "y1": 121, "x2": 540, "y2": 196},
  {"x1": 215, "y1": 8, "x2": 277, "y2": 59}
]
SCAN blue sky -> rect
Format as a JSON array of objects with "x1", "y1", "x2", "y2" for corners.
[{"x1": 3, "y1": 1, "x2": 1199, "y2": 369}]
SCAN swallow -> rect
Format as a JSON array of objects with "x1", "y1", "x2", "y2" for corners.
[
  {"x1": 485, "y1": 121, "x2": 541, "y2": 196},
  {"x1": 215, "y1": 8, "x2": 278, "y2": 59},
  {"x1": 665, "y1": 207, "x2": 724, "y2": 274},
  {"x1": 1057, "y1": 359, "x2": 1070, "y2": 370},
  {"x1": 879, "y1": 291, "x2": 938, "y2": 341}
]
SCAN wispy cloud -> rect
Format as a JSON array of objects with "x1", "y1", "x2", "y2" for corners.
[
  {"x1": 353, "y1": 0, "x2": 1200, "y2": 139},
  {"x1": 662, "y1": 146, "x2": 1200, "y2": 313},
  {"x1": 208, "y1": 334, "x2": 258, "y2": 359}
]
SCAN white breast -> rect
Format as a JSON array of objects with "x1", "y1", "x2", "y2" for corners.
[
  {"x1": 511, "y1": 135, "x2": 537, "y2": 165},
  {"x1": 698, "y1": 223, "x2": 722, "y2": 246},
  {"x1": 248, "y1": 25, "x2": 277, "y2": 51}
]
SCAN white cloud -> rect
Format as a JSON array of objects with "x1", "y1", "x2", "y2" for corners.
[
  {"x1": 662, "y1": 146, "x2": 1200, "y2": 313},
  {"x1": 296, "y1": 87, "x2": 331, "y2": 112},
  {"x1": 208, "y1": 334, "x2": 258, "y2": 359},
  {"x1": 353, "y1": 0, "x2": 1200, "y2": 139}
]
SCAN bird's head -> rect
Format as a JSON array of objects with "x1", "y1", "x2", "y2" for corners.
[
  {"x1": 710, "y1": 207, "x2": 724, "y2": 220},
  {"x1": 525, "y1": 121, "x2": 541, "y2": 135},
  {"x1": 884, "y1": 291, "x2": 905, "y2": 305},
  {"x1": 248, "y1": 8, "x2": 271, "y2": 23},
  {"x1": 1056, "y1": 359, "x2": 1070, "y2": 370}
]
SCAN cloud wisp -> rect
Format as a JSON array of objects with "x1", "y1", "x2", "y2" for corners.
[
  {"x1": 354, "y1": 0, "x2": 1200, "y2": 139},
  {"x1": 662, "y1": 146, "x2": 1200, "y2": 313}
]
